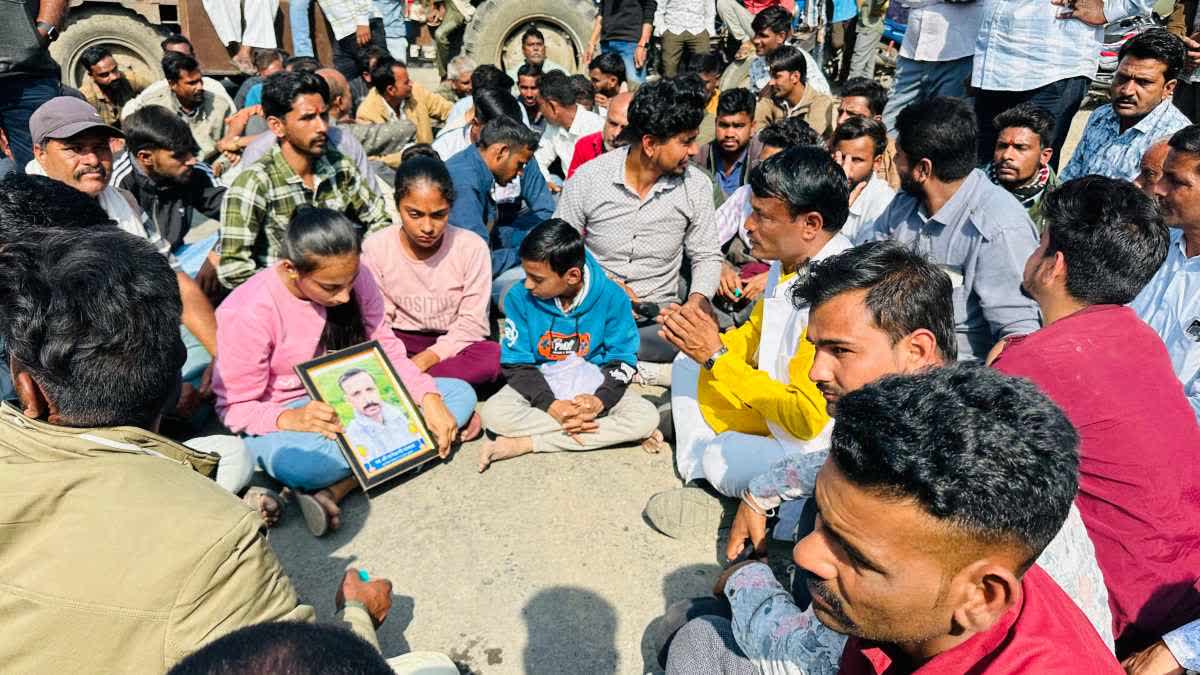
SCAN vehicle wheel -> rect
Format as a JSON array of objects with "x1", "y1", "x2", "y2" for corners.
[
  {"x1": 464, "y1": 0, "x2": 596, "y2": 75},
  {"x1": 52, "y1": 8, "x2": 165, "y2": 89}
]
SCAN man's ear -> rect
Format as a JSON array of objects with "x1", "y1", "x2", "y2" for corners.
[
  {"x1": 872, "y1": 153, "x2": 884, "y2": 172},
  {"x1": 266, "y1": 115, "x2": 286, "y2": 140},
  {"x1": 899, "y1": 328, "x2": 941, "y2": 370},
  {"x1": 915, "y1": 157, "x2": 934, "y2": 183},
  {"x1": 950, "y1": 560, "x2": 1021, "y2": 635},
  {"x1": 1040, "y1": 147, "x2": 1054, "y2": 168},
  {"x1": 1165, "y1": 78, "x2": 1179, "y2": 99},
  {"x1": 11, "y1": 367, "x2": 51, "y2": 421},
  {"x1": 565, "y1": 266, "x2": 584, "y2": 285},
  {"x1": 799, "y1": 210, "x2": 824, "y2": 238},
  {"x1": 135, "y1": 149, "x2": 155, "y2": 167}
]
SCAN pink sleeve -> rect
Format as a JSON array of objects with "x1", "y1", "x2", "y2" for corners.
[
  {"x1": 360, "y1": 231, "x2": 398, "y2": 327},
  {"x1": 212, "y1": 297, "x2": 291, "y2": 436},
  {"x1": 429, "y1": 234, "x2": 492, "y2": 362},
  {"x1": 357, "y1": 270, "x2": 439, "y2": 401}
]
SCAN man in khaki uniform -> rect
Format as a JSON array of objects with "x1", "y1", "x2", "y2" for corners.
[
  {"x1": 0, "y1": 223, "x2": 390, "y2": 673},
  {"x1": 753, "y1": 44, "x2": 837, "y2": 137}
]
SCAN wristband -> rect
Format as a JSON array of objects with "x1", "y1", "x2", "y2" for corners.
[{"x1": 742, "y1": 489, "x2": 776, "y2": 517}]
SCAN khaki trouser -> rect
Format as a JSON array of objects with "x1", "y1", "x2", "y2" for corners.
[
  {"x1": 661, "y1": 30, "x2": 711, "y2": 78},
  {"x1": 482, "y1": 385, "x2": 659, "y2": 453}
]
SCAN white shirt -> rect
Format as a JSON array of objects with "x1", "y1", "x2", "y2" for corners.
[
  {"x1": 842, "y1": 175, "x2": 895, "y2": 242},
  {"x1": 535, "y1": 106, "x2": 604, "y2": 185},
  {"x1": 654, "y1": 0, "x2": 716, "y2": 35},
  {"x1": 897, "y1": 1, "x2": 984, "y2": 62},
  {"x1": 122, "y1": 76, "x2": 234, "y2": 119},
  {"x1": 1130, "y1": 229, "x2": 1200, "y2": 423}
]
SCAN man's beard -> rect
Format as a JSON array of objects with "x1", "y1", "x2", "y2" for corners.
[
  {"x1": 800, "y1": 569, "x2": 860, "y2": 634},
  {"x1": 102, "y1": 77, "x2": 135, "y2": 103},
  {"x1": 898, "y1": 172, "x2": 923, "y2": 197},
  {"x1": 75, "y1": 164, "x2": 108, "y2": 181}
]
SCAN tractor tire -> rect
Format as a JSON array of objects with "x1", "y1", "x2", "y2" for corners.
[
  {"x1": 463, "y1": 0, "x2": 596, "y2": 75},
  {"x1": 52, "y1": 8, "x2": 165, "y2": 89}
]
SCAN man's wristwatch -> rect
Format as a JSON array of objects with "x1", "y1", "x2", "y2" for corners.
[
  {"x1": 36, "y1": 21, "x2": 58, "y2": 43},
  {"x1": 703, "y1": 346, "x2": 728, "y2": 371}
]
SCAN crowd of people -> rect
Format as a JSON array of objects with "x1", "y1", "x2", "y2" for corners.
[{"x1": 5, "y1": 0, "x2": 1200, "y2": 672}]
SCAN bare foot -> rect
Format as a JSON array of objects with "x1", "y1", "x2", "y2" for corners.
[
  {"x1": 242, "y1": 486, "x2": 284, "y2": 527},
  {"x1": 478, "y1": 436, "x2": 533, "y2": 473},
  {"x1": 641, "y1": 429, "x2": 667, "y2": 454},
  {"x1": 313, "y1": 489, "x2": 342, "y2": 531},
  {"x1": 460, "y1": 411, "x2": 483, "y2": 443}
]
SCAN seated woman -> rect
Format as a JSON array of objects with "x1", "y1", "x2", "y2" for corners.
[
  {"x1": 363, "y1": 156, "x2": 501, "y2": 389},
  {"x1": 213, "y1": 207, "x2": 478, "y2": 537}
]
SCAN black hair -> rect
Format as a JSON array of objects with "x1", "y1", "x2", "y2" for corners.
[
  {"x1": 1040, "y1": 176, "x2": 1169, "y2": 305},
  {"x1": 166, "y1": 621, "x2": 392, "y2": 675},
  {"x1": 370, "y1": 57, "x2": 405, "y2": 95},
  {"x1": 80, "y1": 45, "x2": 113, "y2": 72},
  {"x1": 752, "y1": 5, "x2": 793, "y2": 35},
  {"x1": 252, "y1": 47, "x2": 284, "y2": 73},
  {"x1": 394, "y1": 155, "x2": 456, "y2": 205},
  {"x1": 282, "y1": 207, "x2": 367, "y2": 353},
  {"x1": 472, "y1": 64, "x2": 515, "y2": 92},
  {"x1": 478, "y1": 116, "x2": 541, "y2": 150},
  {"x1": 537, "y1": 70, "x2": 576, "y2": 107},
  {"x1": 162, "y1": 51, "x2": 199, "y2": 82},
  {"x1": 355, "y1": 45, "x2": 391, "y2": 75},
  {"x1": 688, "y1": 51, "x2": 725, "y2": 77},
  {"x1": 1119, "y1": 27, "x2": 1187, "y2": 83},
  {"x1": 840, "y1": 77, "x2": 888, "y2": 117},
  {"x1": 993, "y1": 102, "x2": 1055, "y2": 150},
  {"x1": 522, "y1": 25, "x2": 546, "y2": 44},
  {"x1": 285, "y1": 55, "x2": 322, "y2": 73},
  {"x1": 895, "y1": 96, "x2": 977, "y2": 183},
  {"x1": 262, "y1": 70, "x2": 330, "y2": 120},
  {"x1": 0, "y1": 227, "x2": 184, "y2": 428},
  {"x1": 767, "y1": 45, "x2": 807, "y2": 84},
  {"x1": 757, "y1": 116, "x2": 822, "y2": 150},
  {"x1": 122, "y1": 105, "x2": 201, "y2": 156},
  {"x1": 792, "y1": 240, "x2": 958, "y2": 360},
  {"x1": 519, "y1": 218, "x2": 585, "y2": 275},
  {"x1": 399, "y1": 143, "x2": 439, "y2": 163},
  {"x1": 619, "y1": 76, "x2": 706, "y2": 145},
  {"x1": 588, "y1": 52, "x2": 627, "y2": 84},
  {"x1": 570, "y1": 74, "x2": 595, "y2": 106},
  {"x1": 1169, "y1": 123, "x2": 1200, "y2": 155},
  {"x1": 748, "y1": 146, "x2": 848, "y2": 232},
  {"x1": 0, "y1": 173, "x2": 113, "y2": 246},
  {"x1": 473, "y1": 87, "x2": 523, "y2": 125},
  {"x1": 160, "y1": 34, "x2": 192, "y2": 51},
  {"x1": 830, "y1": 364, "x2": 1079, "y2": 560},
  {"x1": 832, "y1": 115, "x2": 887, "y2": 158},
  {"x1": 717, "y1": 88, "x2": 756, "y2": 118},
  {"x1": 516, "y1": 62, "x2": 544, "y2": 82}
]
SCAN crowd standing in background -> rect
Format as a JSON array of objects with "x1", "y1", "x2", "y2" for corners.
[{"x1": 6, "y1": 0, "x2": 1200, "y2": 672}]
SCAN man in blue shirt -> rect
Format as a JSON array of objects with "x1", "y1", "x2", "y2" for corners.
[
  {"x1": 1060, "y1": 29, "x2": 1191, "y2": 182},
  {"x1": 444, "y1": 117, "x2": 554, "y2": 307},
  {"x1": 858, "y1": 97, "x2": 1040, "y2": 361},
  {"x1": 1132, "y1": 123, "x2": 1200, "y2": 423}
]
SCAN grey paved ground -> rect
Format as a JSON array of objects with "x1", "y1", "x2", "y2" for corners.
[{"x1": 264, "y1": 388, "x2": 721, "y2": 675}]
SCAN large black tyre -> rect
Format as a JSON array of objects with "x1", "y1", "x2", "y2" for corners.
[
  {"x1": 52, "y1": 7, "x2": 165, "y2": 89},
  {"x1": 463, "y1": 0, "x2": 595, "y2": 75}
]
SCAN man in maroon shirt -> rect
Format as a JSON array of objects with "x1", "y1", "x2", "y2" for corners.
[
  {"x1": 798, "y1": 365, "x2": 1121, "y2": 673},
  {"x1": 991, "y1": 175, "x2": 1200, "y2": 658}
]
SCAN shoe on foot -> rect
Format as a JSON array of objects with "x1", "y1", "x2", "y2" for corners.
[{"x1": 643, "y1": 486, "x2": 737, "y2": 539}]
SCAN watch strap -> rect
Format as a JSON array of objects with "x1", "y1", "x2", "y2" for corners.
[{"x1": 703, "y1": 346, "x2": 728, "y2": 370}]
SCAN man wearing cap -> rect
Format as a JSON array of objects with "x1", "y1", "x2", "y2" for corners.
[{"x1": 26, "y1": 96, "x2": 219, "y2": 375}]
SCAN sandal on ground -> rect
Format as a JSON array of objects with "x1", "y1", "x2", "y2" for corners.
[
  {"x1": 241, "y1": 486, "x2": 286, "y2": 528},
  {"x1": 296, "y1": 492, "x2": 333, "y2": 537}
]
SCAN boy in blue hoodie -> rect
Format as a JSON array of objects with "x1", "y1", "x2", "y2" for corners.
[{"x1": 479, "y1": 219, "x2": 663, "y2": 472}]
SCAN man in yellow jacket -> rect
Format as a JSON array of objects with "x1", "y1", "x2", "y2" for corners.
[
  {"x1": 645, "y1": 146, "x2": 853, "y2": 538},
  {"x1": 357, "y1": 57, "x2": 454, "y2": 155},
  {"x1": 0, "y1": 222, "x2": 398, "y2": 673}
]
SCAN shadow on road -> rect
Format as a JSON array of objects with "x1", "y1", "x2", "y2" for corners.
[{"x1": 522, "y1": 586, "x2": 618, "y2": 674}]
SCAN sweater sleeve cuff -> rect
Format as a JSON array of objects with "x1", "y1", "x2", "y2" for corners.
[{"x1": 724, "y1": 562, "x2": 781, "y2": 597}]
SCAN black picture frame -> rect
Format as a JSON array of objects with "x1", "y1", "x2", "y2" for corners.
[{"x1": 295, "y1": 341, "x2": 438, "y2": 492}]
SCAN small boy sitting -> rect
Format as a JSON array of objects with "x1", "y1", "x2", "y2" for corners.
[{"x1": 479, "y1": 219, "x2": 664, "y2": 472}]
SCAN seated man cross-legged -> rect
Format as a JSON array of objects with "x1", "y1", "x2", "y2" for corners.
[
  {"x1": 644, "y1": 146, "x2": 852, "y2": 533},
  {"x1": 479, "y1": 219, "x2": 662, "y2": 472}
]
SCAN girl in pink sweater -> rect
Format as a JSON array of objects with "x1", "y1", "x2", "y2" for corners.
[
  {"x1": 213, "y1": 207, "x2": 478, "y2": 536},
  {"x1": 363, "y1": 157, "x2": 501, "y2": 387}
]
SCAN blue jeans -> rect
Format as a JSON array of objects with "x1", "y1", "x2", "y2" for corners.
[
  {"x1": 1, "y1": 77, "x2": 60, "y2": 169},
  {"x1": 601, "y1": 40, "x2": 645, "y2": 86},
  {"x1": 244, "y1": 378, "x2": 477, "y2": 490},
  {"x1": 881, "y1": 55, "x2": 972, "y2": 134},
  {"x1": 289, "y1": 0, "x2": 314, "y2": 56}
]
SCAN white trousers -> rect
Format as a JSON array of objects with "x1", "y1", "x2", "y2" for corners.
[
  {"x1": 186, "y1": 434, "x2": 254, "y2": 494},
  {"x1": 203, "y1": 0, "x2": 280, "y2": 48},
  {"x1": 670, "y1": 354, "x2": 791, "y2": 497}
]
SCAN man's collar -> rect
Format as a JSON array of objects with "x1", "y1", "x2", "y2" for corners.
[
  {"x1": 921, "y1": 169, "x2": 982, "y2": 225},
  {"x1": 269, "y1": 143, "x2": 332, "y2": 184},
  {"x1": 1106, "y1": 97, "x2": 1176, "y2": 135}
]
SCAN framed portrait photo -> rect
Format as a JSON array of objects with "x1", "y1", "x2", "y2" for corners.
[{"x1": 295, "y1": 341, "x2": 438, "y2": 492}]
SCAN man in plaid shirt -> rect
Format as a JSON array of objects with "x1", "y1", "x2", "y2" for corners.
[{"x1": 217, "y1": 70, "x2": 389, "y2": 290}]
